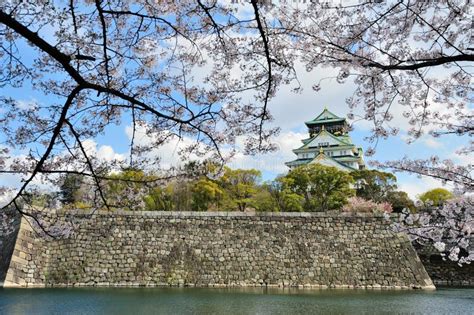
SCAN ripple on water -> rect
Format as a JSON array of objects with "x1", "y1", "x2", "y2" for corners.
[{"x1": 0, "y1": 287, "x2": 473, "y2": 315}]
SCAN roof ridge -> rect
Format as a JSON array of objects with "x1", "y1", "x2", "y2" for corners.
[
  {"x1": 314, "y1": 152, "x2": 354, "y2": 171},
  {"x1": 295, "y1": 130, "x2": 353, "y2": 150},
  {"x1": 313, "y1": 129, "x2": 351, "y2": 146},
  {"x1": 312, "y1": 108, "x2": 342, "y2": 121}
]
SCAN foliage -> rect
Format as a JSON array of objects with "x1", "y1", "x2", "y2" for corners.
[
  {"x1": 21, "y1": 191, "x2": 56, "y2": 209},
  {"x1": 53, "y1": 165, "x2": 416, "y2": 216},
  {"x1": 418, "y1": 188, "x2": 454, "y2": 207},
  {"x1": 386, "y1": 191, "x2": 415, "y2": 213},
  {"x1": 106, "y1": 169, "x2": 154, "y2": 211},
  {"x1": 278, "y1": 191, "x2": 305, "y2": 212},
  {"x1": 59, "y1": 174, "x2": 83, "y2": 205},
  {"x1": 283, "y1": 164, "x2": 354, "y2": 212},
  {"x1": 252, "y1": 187, "x2": 278, "y2": 212},
  {"x1": 143, "y1": 186, "x2": 174, "y2": 212},
  {"x1": 352, "y1": 170, "x2": 397, "y2": 203},
  {"x1": 351, "y1": 170, "x2": 414, "y2": 212},
  {"x1": 168, "y1": 181, "x2": 194, "y2": 212},
  {"x1": 218, "y1": 167, "x2": 261, "y2": 211},
  {"x1": 255, "y1": 180, "x2": 304, "y2": 212},
  {"x1": 342, "y1": 197, "x2": 393, "y2": 214},
  {"x1": 0, "y1": 1, "x2": 471, "y2": 260},
  {"x1": 191, "y1": 178, "x2": 224, "y2": 211}
]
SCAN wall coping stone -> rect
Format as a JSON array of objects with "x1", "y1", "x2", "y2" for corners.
[{"x1": 46, "y1": 209, "x2": 394, "y2": 219}]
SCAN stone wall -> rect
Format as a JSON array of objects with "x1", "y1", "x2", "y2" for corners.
[
  {"x1": 3, "y1": 211, "x2": 434, "y2": 289},
  {"x1": 0, "y1": 209, "x2": 21, "y2": 284},
  {"x1": 414, "y1": 243, "x2": 474, "y2": 287}
]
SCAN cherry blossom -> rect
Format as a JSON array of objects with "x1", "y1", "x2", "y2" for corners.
[{"x1": 0, "y1": 1, "x2": 471, "y2": 260}]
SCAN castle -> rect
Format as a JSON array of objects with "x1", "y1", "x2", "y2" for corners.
[{"x1": 285, "y1": 108, "x2": 365, "y2": 172}]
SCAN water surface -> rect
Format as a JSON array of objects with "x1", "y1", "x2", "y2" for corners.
[{"x1": 0, "y1": 287, "x2": 473, "y2": 314}]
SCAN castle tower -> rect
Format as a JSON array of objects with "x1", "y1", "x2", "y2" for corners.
[{"x1": 285, "y1": 108, "x2": 365, "y2": 172}]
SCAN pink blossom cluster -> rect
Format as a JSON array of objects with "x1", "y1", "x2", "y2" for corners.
[
  {"x1": 394, "y1": 196, "x2": 473, "y2": 265},
  {"x1": 342, "y1": 197, "x2": 393, "y2": 214}
]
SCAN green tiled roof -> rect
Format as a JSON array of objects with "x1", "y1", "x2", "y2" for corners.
[
  {"x1": 286, "y1": 153, "x2": 357, "y2": 171},
  {"x1": 305, "y1": 108, "x2": 345, "y2": 125},
  {"x1": 337, "y1": 134, "x2": 353, "y2": 144},
  {"x1": 296, "y1": 129, "x2": 352, "y2": 150},
  {"x1": 336, "y1": 156, "x2": 362, "y2": 162},
  {"x1": 328, "y1": 158, "x2": 357, "y2": 171},
  {"x1": 285, "y1": 158, "x2": 313, "y2": 167}
]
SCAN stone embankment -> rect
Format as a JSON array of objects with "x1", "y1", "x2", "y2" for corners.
[
  {"x1": 414, "y1": 243, "x2": 474, "y2": 287},
  {"x1": 0, "y1": 209, "x2": 20, "y2": 285},
  {"x1": 2, "y1": 211, "x2": 435, "y2": 289}
]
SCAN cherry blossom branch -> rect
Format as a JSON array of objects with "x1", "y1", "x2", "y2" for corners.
[
  {"x1": 1, "y1": 86, "x2": 83, "y2": 210},
  {"x1": 250, "y1": 0, "x2": 273, "y2": 150},
  {"x1": 94, "y1": 0, "x2": 111, "y2": 85},
  {"x1": 64, "y1": 119, "x2": 110, "y2": 210}
]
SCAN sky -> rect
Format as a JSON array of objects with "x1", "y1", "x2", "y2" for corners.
[
  {"x1": 223, "y1": 64, "x2": 468, "y2": 199},
  {"x1": 4, "y1": 62, "x2": 466, "y2": 200},
  {"x1": 0, "y1": 2, "x2": 471, "y2": 202}
]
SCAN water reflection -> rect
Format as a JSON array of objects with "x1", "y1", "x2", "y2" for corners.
[{"x1": 0, "y1": 287, "x2": 472, "y2": 315}]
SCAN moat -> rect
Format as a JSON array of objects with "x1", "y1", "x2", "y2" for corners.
[{"x1": 0, "y1": 287, "x2": 473, "y2": 314}]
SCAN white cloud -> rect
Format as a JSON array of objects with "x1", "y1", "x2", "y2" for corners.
[
  {"x1": 123, "y1": 121, "x2": 305, "y2": 176},
  {"x1": 449, "y1": 147, "x2": 473, "y2": 167},
  {"x1": 398, "y1": 175, "x2": 452, "y2": 200},
  {"x1": 81, "y1": 139, "x2": 125, "y2": 162},
  {"x1": 400, "y1": 134, "x2": 443, "y2": 149},
  {"x1": 0, "y1": 139, "x2": 126, "y2": 198},
  {"x1": 16, "y1": 98, "x2": 38, "y2": 110},
  {"x1": 421, "y1": 137, "x2": 443, "y2": 149},
  {"x1": 0, "y1": 189, "x2": 16, "y2": 208},
  {"x1": 124, "y1": 124, "x2": 212, "y2": 169},
  {"x1": 228, "y1": 131, "x2": 305, "y2": 175},
  {"x1": 0, "y1": 152, "x2": 57, "y2": 194},
  {"x1": 264, "y1": 64, "x2": 355, "y2": 131}
]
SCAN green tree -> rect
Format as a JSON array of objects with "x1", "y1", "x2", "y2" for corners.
[
  {"x1": 167, "y1": 180, "x2": 193, "y2": 211},
  {"x1": 279, "y1": 190, "x2": 305, "y2": 212},
  {"x1": 257, "y1": 179, "x2": 304, "y2": 212},
  {"x1": 219, "y1": 167, "x2": 261, "y2": 211},
  {"x1": 22, "y1": 191, "x2": 56, "y2": 208},
  {"x1": 351, "y1": 170, "x2": 397, "y2": 203},
  {"x1": 106, "y1": 168, "x2": 155, "y2": 211},
  {"x1": 59, "y1": 174, "x2": 83, "y2": 205},
  {"x1": 386, "y1": 191, "x2": 415, "y2": 213},
  {"x1": 191, "y1": 178, "x2": 224, "y2": 211},
  {"x1": 418, "y1": 188, "x2": 454, "y2": 207},
  {"x1": 252, "y1": 187, "x2": 278, "y2": 212},
  {"x1": 144, "y1": 185, "x2": 174, "y2": 211},
  {"x1": 283, "y1": 164, "x2": 354, "y2": 212}
]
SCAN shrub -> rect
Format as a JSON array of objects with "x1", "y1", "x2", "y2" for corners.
[
  {"x1": 342, "y1": 197, "x2": 393, "y2": 214},
  {"x1": 418, "y1": 188, "x2": 454, "y2": 207}
]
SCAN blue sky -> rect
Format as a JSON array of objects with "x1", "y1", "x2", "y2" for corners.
[
  {"x1": 1, "y1": 5, "x2": 471, "y2": 201},
  {"x1": 1, "y1": 60, "x2": 469, "y2": 200}
]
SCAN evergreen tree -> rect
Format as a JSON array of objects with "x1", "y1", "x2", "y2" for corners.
[{"x1": 283, "y1": 164, "x2": 354, "y2": 212}]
